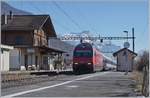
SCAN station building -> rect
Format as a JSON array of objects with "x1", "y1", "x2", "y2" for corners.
[
  {"x1": 1, "y1": 13, "x2": 72, "y2": 71},
  {"x1": 113, "y1": 48, "x2": 137, "y2": 72}
]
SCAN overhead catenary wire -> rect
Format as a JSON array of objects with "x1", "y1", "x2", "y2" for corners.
[
  {"x1": 22, "y1": 1, "x2": 92, "y2": 34},
  {"x1": 31, "y1": 2, "x2": 48, "y2": 14},
  {"x1": 52, "y1": 1, "x2": 83, "y2": 30},
  {"x1": 46, "y1": 2, "x2": 73, "y2": 31},
  {"x1": 52, "y1": 1, "x2": 100, "y2": 38},
  {"x1": 25, "y1": 1, "x2": 85, "y2": 33},
  {"x1": 76, "y1": 7, "x2": 97, "y2": 34},
  {"x1": 29, "y1": 1, "x2": 72, "y2": 32}
]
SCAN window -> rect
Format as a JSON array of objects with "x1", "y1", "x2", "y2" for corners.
[
  {"x1": 74, "y1": 50, "x2": 92, "y2": 57},
  {"x1": 15, "y1": 36, "x2": 24, "y2": 45}
]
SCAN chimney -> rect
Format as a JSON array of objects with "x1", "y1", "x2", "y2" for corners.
[
  {"x1": 9, "y1": 10, "x2": 13, "y2": 20},
  {"x1": 4, "y1": 13, "x2": 7, "y2": 24}
]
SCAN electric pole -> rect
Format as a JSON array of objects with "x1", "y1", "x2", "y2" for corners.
[{"x1": 132, "y1": 28, "x2": 135, "y2": 52}]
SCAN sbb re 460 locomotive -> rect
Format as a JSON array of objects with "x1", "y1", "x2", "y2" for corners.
[{"x1": 73, "y1": 42, "x2": 105, "y2": 74}]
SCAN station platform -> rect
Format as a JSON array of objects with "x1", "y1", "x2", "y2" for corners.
[{"x1": 1, "y1": 69, "x2": 73, "y2": 82}]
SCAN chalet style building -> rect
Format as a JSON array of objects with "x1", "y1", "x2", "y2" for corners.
[
  {"x1": 1, "y1": 13, "x2": 64, "y2": 70},
  {"x1": 113, "y1": 48, "x2": 137, "y2": 72}
]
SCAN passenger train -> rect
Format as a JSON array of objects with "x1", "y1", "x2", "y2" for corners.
[{"x1": 73, "y1": 42, "x2": 116, "y2": 74}]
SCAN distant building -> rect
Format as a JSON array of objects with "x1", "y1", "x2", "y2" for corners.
[
  {"x1": 113, "y1": 48, "x2": 137, "y2": 72},
  {"x1": 0, "y1": 44, "x2": 13, "y2": 71},
  {"x1": 1, "y1": 13, "x2": 64, "y2": 70}
]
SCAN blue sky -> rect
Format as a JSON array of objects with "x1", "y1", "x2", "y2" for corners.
[{"x1": 4, "y1": 0, "x2": 149, "y2": 53}]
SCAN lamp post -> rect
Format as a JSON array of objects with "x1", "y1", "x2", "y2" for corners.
[
  {"x1": 123, "y1": 30, "x2": 128, "y2": 42},
  {"x1": 123, "y1": 30, "x2": 129, "y2": 75}
]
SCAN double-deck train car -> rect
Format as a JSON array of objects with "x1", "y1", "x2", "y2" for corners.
[{"x1": 73, "y1": 42, "x2": 104, "y2": 73}]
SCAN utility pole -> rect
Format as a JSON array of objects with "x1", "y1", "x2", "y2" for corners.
[{"x1": 132, "y1": 28, "x2": 135, "y2": 52}]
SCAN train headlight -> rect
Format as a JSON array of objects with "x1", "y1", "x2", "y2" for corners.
[
  {"x1": 74, "y1": 63, "x2": 78, "y2": 65},
  {"x1": 87, "y1": 62, "x2": 92, "y2": 65}
]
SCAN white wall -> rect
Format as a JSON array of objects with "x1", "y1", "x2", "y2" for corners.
[
  {"x1": 0, "y1": 45, "x2": 13, "y2": 71},
  {"x1": 1, "y1": 50, "x2": 10, "y2": 71},
  {"x1": 8, "y1": 47, "x2": 52, "y2": 71}
]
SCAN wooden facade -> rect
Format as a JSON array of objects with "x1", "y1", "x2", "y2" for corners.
[
  {"x1": 113, "y1": 48, "x2": 137, "y2": 72},
  {"x1": 33, "y1": 29, "x2": 48, "y2": 47},
  {"x1": 1, "y1": 15, "x2": 61, "y2": 70},
  {"x1": 2, "y1": 30, "x2": 33, "y2": 46}
]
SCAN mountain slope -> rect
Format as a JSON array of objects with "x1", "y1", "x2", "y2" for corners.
[{"x1": 1, "y1": 1, "x2": 32, "y2": 15}]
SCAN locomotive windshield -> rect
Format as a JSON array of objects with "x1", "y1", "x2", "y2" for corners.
[{"x1": 74, "y1": 50, "x2": 93, "y2": 57}]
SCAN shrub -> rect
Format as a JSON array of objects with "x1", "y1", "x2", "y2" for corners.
[{"x1": 135, "y1": 51, "x2": 149, "y2": 71}]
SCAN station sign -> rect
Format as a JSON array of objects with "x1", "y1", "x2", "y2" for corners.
[{"x1": 124, "y1": 42, "x2": 130, "y2": 48}]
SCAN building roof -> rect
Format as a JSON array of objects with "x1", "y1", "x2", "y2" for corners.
[
  {"x1": 35, "y1": 46, "x2": 66, "y2": 53},
  {"x1": 1, "y1": 15, "x2": 56, "y2": 37},
  {"x1": 14, "y1": 45, "x2": 66, "y2": 53},
  {"x1": 49, "y1": 38, "x2": 74, "y2": 53},
  {"x1": 113, "y1": 48, "x2": 137, "y2": 57}
]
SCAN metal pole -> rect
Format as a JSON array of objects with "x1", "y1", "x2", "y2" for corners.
[
  {"x1": 123, "y1": 31, "x2": 128, "y2": 42},
  {"x1": 132, "y1": 28, "x2": 135, "y2": 52},
  {"x1": 127, "y1": 32, "x2": 128, "y2": 42},
  {"x1": 132, "y1": 28, "x2": 135, "y2": 72}
]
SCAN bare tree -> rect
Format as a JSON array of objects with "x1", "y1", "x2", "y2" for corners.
[
  {"x1": 135, "y1": 50, "x2": 149, "y2": 97},
  {"x1": 135, "y1": 51, "x2": 149, "y2": 71}
]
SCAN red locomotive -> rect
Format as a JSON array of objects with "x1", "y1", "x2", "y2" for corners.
[{"x1": 73, "y1": 42, "x2": 104, "y2": 74}]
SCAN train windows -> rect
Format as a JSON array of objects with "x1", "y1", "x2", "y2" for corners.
[{"x1": 74, "y1": 50, "x2": 92, "y2": 57}]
